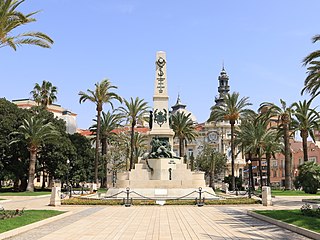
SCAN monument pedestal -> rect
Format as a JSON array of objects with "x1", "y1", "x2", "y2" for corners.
[{"x1": 106, "y1": 158, "x2": 218, "y2": 199}]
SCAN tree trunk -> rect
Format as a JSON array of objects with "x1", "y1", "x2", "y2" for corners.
[
  {"x1": 41, "y1": 171, "x2": 46, "y2": 189},
  {"x1": 102, "y1": 139, "x2": 108, "y2": 188},
  {"x1": 130, "y1": 122, "x2": 135, "y2": 170},
  {"x1": 13, "y1": 177, "x2": 19, "y2": 191},
  {"x1": 266, "y1": 152, "x2": 271, "y2": 186},
  {"x1": 230, "y1": 121, "x2": 235, "y2": 191},
  {"x1": 190, "y1": 153, "x2": 194, "y2": 171},
  {"x1": 284, "y1": 123, "x2": 292, "y2": 190},
  {"x1": 210, "y1": 153, "x2": 215, "y2": 188},
  {"x1": 26, "y1": 149, "x2": 37, "y2": 192},
  {"x1": 95, "y1": 109, "x2": 101, "y2": 185},
  {"x1": 179, "y1": 138, "x2": 184, "y2": 157},
  {"x1": 248, "y1": 152, "x2": 255, "y2": 191},
  {"x1": 301, "y1": 130, "x2": 309, "y2": 163},
  {"x1": 20, "y1": 176, "x2": 28, "y2": 191},
  {"x1": 258, "y1": 154, "x2": 263, "y2": 189}
]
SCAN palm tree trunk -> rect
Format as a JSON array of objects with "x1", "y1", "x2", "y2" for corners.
[
  {"x1": 179, "y1": 138, "x2": 184, "y2": 157},
  {"x1": 258, "y1": 154, "x2": 263, "y2": 189},
  {"x1": 266, "y1": 152, "x2": 271, "y2": 186},
  {"x1": 301, "y1": 130, "x2": 309, "y2": 162},
  {"x1": 95, "y1": 110, "x2": 101, "y2": 185},
  {"x1": 230, "y1": 122, "x2": 235, "y2": 191},
  {"x1": 284, "y1": 124, "x2": 291, "y2": 190},
  {"x1": 26, "y1": 150, "x2": 37, "y2": 192},
  {"x1": 130, "y1": 122, "x2": 135, "y2": 170},
  {"x1": 102, "y1": 139, "x2": 108, "y2": 188}
]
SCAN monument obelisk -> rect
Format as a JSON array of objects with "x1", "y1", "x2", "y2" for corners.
[
  {"x1": 149, "y1": 51, "x2": 175, "y2": 149},
  {"x1": 105, "y1": 51, "x2": 217, "y2": 200}
]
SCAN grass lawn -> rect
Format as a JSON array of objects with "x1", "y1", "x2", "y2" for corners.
[
  {"x1": 0, "y1": 210, "x2": 64, "y2": 233},
  {"x1": 255, "y1": 210, "x2": 320, "y2": 233},
  {"x1": 0, "y1": 191, "x2": 51, "y2": 196},
  {"x1": 254, "y1": 189, "x2": 320, "y2": 196}
]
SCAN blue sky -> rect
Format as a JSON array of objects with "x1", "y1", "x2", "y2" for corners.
[{"x1": 1, "y1": 0, "x2": 319, "y2": 129}]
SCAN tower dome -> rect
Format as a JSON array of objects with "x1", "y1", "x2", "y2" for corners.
[{"x1": 171, "y1": 94, "x2": 197, "y2": 123}]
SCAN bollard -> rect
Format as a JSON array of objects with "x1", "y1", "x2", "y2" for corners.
[
  {"x1": 197, "y1": 187, "x2": 204, "y2": 207},
  {"x1": 124, "y1": 187, "x2": 131, "y2": 207}
]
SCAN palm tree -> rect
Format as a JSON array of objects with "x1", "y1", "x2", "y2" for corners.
[
  {"x1": 291, "y1": 98, "x2": 320, "y2": 163},
  {"x1": 90, "y1": 111, "x2": 122, "y2": 188},
  {"x1": 117, "y1": 97, "x2": 149, "y2": 170},
  {"x1": 302, "y1": 34, "x2": 320, "y2": 97},
  {"x1": 236, "y1": 114, "x2": 281, "y2": 188},
  {"x1": 132, "y1": 132, "x2": 148, "y2": 163},
  {"x1": 263, "y1": 130, "x2": 282, "y2": 186},
  {"x1": 10, "y1": 116, "x2": 59, "y2": 192},
  {"x1": 30, "y1": 80, "x2": 58, "y2": 108},
  {"x1": 208, "y1": 92, "x2": 252, "y2": 191},
  {"x1": 0, "y1": 0, "x2": 53, "y2": 50},
  {"x1": 259, "y1": 99, "x2": 294, "y2": 190},
  {"x1": 79, "y1": 79, "x2": 122, "y2": 184},
  {"x1": 171, "y1": 111, "x2": 198, "y2": 158}
]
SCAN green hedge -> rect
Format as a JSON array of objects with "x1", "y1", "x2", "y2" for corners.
[{"x1": 62, "y1": 197, "x2": 261, "y2": 206}]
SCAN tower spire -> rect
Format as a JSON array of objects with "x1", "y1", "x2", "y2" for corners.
[{"x1": 214, "y1": 65, "x2": 230, "y2": 105}]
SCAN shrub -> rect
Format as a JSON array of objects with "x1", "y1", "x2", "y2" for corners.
[
  {"x1": 62, "y1": 197, "x2": 260, "y2": 206},
  {"x1": 0, "y1": 208, "x2": 24, "y2": 220},
  {"x1": 300, "y1": 203, "x2": 320, "y2": 217},
  {"x1": 296, "y1": 162, "x2": 320, "y2": 194}
]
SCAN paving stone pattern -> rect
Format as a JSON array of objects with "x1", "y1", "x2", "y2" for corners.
[
  {"x1": 4, "y1": 206, "x2": 311, "y2": 240},
  {"x1": 5, "y1": 207, "x2": 104, "y2": 240}
]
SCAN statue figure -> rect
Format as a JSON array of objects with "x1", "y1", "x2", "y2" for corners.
[{"x1": 149, "y1": 137, "x2": 172, "y2": 158}]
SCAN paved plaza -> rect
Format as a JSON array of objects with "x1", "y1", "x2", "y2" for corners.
[{"x1": 0, "y1": 195, "x2": 317, "y2": 240}]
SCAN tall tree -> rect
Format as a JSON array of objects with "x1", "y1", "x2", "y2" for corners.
[
  {"x1": 259, "y1": 99, "x2": 294, "y2": 190},
  {"x1": 132, "y1": 132, "x2": 148, "y2": 163},
  {"x1": 171, "y1": 111, "x2": 198, "y2": 158},
  {"x1": 79, "y1": 79, "x2": 122, "y2": 184},
  {"x1": 118, "y1": 97, "x2": 149, "y2": 170},
  {"x1": 196, "y1": 143, "x2": 226, "y2": 188},
  {"x1": 236, "y1": 116, "x2": 280, "y2": 188},
  {"x1": 0, "y1": 0, "x2": 53, "y2": 50},
  {"x1": 10, "y1": 116, "x2": 59, "y2": 192},
  {"x1": 302, "y1": 34, "x2": 320, "y2": 97},
  {"x1": 291, "y1": 98, "x2": 320, "y2": 163},
  {"x1": 30, "y1": 80, "x2": 58, "y2": 108},
  {"x1": 90, "y1": 111, "x2": 122, "y2": 188},
  {"x1": 208, "y1": 92, "x2": 252, "y2": 191}
]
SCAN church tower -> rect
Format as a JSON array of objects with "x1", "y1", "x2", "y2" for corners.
[{"x1": 214, "y1": 67, "x2": 230, "y2": 105}]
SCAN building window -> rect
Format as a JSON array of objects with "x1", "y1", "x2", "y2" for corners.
[
  {"x1": 308, "y1": 157, "x2": 316, "y2": 163},
  {"x1": 273, "y1": 171, "x2": 277, "y2": 177},
  {"x1": 188, "y1": 149, "x2": 193, "y2": 157},
  {"x1": 299, "y1": 158, "x2": 304, "y2": 166},
  {"x1": 272, "y1": 160, "x2": 278, "y2": 167}
]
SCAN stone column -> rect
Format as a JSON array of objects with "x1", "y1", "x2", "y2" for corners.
[
  {"x1": 262, "y1": 186, "x2": 272, "y2": 206},
  {"x1": 150, "y1": 51, "x2": 175, "y2": 147},
  {"x1": 49, "y1": 180, "x2": 61, "y2": 206}
]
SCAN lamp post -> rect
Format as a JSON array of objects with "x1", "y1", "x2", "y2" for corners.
[{"x1": 247, "y1": 160, "x2": 252, "y2": 198}]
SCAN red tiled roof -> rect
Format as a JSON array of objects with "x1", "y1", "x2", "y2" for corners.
[
  {"x1": 77, "y1": 127, "x2": 150, "y2": 137},
  {"x1": 77, "y1": 129, "x2": 94, "y2": 136}
]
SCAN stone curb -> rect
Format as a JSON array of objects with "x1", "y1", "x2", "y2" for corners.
[
  {"x1": 247, "y1": 211, "x2": 320, "y2": 240},
  {"x1": 0, "y1": 210, "x2": 74, "y2": 240}
]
